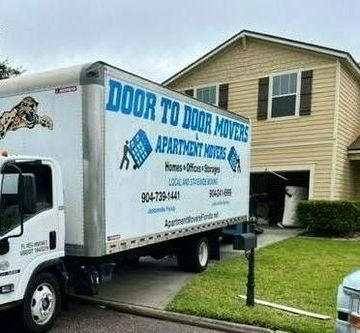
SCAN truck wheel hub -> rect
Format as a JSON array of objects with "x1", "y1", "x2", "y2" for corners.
[
  {"x1": 31, "y1": 283, "x2": 55, "y2": 325},
  {"x1": 198, "y1": 241, "x2": 208, "y2": 267}
]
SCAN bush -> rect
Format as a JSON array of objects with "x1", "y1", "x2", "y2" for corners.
[{"x1": 297, "y1": 200, "x2": 360, "y2": 237}]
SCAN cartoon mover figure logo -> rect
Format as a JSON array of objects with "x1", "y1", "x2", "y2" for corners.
[
  {"x1": 0, "y1": 96, "x2": 53, "y2": 139},
  {"x1": 120, "y1": 129, "x2": 152, "y2": 170}
]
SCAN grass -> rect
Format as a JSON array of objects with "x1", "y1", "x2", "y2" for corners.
[{"x1": 167, "y1": 237, "x2": 360, "y2": 333}]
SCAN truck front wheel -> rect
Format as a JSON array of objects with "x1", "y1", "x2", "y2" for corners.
[
  {"x1": 22, "y1": 272, "x2": 61, "y2": 333},
  {"x1": 177, "y1": 236, "x2": 209, "y2": 272}
]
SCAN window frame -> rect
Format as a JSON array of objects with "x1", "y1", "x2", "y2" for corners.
[
  {"x1": 0, "y1": 161, "x2": 54, "y2": 238},
  {"x1": 267, "y1": 70, "x2": 301, "y2": 121},
  {"x1": 194, "y1": 83, "x2": 219, "y2": 106}
]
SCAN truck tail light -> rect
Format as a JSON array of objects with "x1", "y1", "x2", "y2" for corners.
[
  {"x1": 350, "y1": 312, "x2": 360, "y2": 328},
  {"x1": 0, "y1": 284, "x2": 14, "y2": 294}
]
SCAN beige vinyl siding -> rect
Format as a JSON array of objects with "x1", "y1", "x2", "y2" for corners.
[
  {"x1": 168, "y1": 39, "x2": 336, "y2": 90},
  {"x1": 169, "y1": 38, "x2": 338, "y2": 199},
  {"x1": 333, "y1": 65, "x2": 360, "y2": 199},
  {"x1": 251, "y1": 144, "x2": 333, "y2": 199}
]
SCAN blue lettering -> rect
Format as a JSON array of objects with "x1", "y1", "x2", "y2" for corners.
[
  {"x1": 105, "y1": 80, "x2": 122, "y2": 111},
  {"x1": 214, "y1": 116, "x2": 223, "y2": 137},
  {"x1": 182, "y1": 105, "x2": 212, "y2": 134},
  {"x1": 120, "y1": 85, "x2": 134, "y2": 114},
  {"x1": 160, "y1": 97, "x2": 172, "y2": 124},
  {"x1": 190, "y1": 108, "x2": 199, "y2": 130},
  {"x1": 182, "y1": 105, "x2": 192, "y2": 129},
  {"x1": 244, "y1": 125, "x2": 249, "y2": 143},
  {"x1": 155, "y1": 136, "x2": 164, "y2": 153},
  {"x1": 133, "y1": 89, "x2": 145, "y2": 117},
  {"x1": 239, "y1": 124, "x2": 244, "y2": 142},
  {"x1": 144, "y1": 92, "x2": 156, "y2": 121},
  {"x1": 106, "y1": 79, "x2": 156, "y2": 121},
  {"x1": 170, "y1": 101, "x2": 180, "y2": 126}
]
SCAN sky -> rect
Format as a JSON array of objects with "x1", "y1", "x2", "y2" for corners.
[{"x1": 1, "y1": 1, "x2": 359, "y2": 83}]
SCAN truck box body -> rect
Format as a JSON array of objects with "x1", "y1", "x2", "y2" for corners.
[{"x1": 0, "y1": 62, "x2": 250, "y2": 258}]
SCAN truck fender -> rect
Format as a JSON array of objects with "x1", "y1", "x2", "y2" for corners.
[
  {"x1": 26, "y1": 258, "x2": 68, "y2": 293},
  {"x1": 17, "y1": 257, "x2": 68, "y2": 302}
]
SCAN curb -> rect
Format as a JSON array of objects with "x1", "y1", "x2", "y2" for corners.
[{"x1": 70, "y1": 294, "x2": 280, "y2": 333}]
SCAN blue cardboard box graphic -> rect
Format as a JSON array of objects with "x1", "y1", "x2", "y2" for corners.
[
  {"x1": 227, "y1": 146, "x2": 238, "y2": 172},
  {"x1": 129, "y1": 129, "x2": 152, "y2": 168}
]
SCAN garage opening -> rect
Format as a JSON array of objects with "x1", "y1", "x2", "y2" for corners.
[{"x1": 250, "y1": 170, "x2": 310, "y2": 226}]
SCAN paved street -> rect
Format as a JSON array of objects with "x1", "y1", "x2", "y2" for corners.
[
  {"x1": 1, "y1": 301, "x2": 225, "y2": 333},
  {"x1": 1, "y1": 227, "x2": 299, "y2": 332}
]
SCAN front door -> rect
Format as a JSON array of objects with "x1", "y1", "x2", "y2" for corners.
[{"x1": 0, "y1": 161, "x2": 59, "y2": 306}]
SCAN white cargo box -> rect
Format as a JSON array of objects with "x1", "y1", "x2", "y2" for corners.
[{"x1": 0, "y1": 62, "x2": 250, "y2": 257}]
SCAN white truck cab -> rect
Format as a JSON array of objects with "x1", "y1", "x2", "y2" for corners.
[
  {"x1": 337, "y1": 270, "x2": 360, "y2": 332},
  {"x1": 0, "y1": 155, "x2": 66, "y2": 332}
]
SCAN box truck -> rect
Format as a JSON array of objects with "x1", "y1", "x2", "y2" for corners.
[{"x1": 0, "y1": 61, "x2": 250, "y2": 332}]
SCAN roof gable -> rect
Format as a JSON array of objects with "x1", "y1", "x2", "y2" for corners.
[{"x1": 163, "y1": 30, "x2": 360, "y2": 85}]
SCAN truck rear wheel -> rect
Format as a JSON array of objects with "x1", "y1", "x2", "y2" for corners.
[
  {"x1": 177, "y1": 236, "x2": 209, "y2": 272},
  {"x1": 22, "y1": 272, "x2": 61, "y2": 333}
]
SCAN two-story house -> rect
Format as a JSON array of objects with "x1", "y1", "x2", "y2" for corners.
[{"x1": 164, "y1": 30, "x2": 360, "y2": 224}]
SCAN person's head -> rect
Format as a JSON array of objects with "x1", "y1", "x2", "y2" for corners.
[{"x1": 125, "y1": 140, "x2": 129, "y2": 144}]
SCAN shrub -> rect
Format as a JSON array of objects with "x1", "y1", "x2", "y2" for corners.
[{"x1": 297, "y1": 200, "x2": 360, "y2": 237}]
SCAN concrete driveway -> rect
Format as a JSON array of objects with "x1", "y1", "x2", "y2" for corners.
[{"x1": 96, "y1": 227, "x2": 301, "y2": 309}]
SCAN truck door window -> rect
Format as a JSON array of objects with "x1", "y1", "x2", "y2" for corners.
[
  {"x1": 0, "y1": 162, "x2": 53, "y2": 237},
  {"x1": 23, "y1": 164, "x2": 53, "y2": 213},
  {"x1": 0, "y1": 173, "x2": 21, "y2": 236}
]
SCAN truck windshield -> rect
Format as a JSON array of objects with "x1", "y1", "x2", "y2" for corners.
[{"x1": 0, "y1": 173, "x2": 21, "y2": 237}]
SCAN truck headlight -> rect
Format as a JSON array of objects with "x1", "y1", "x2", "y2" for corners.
[{"x1": 0, "y1": 283, "x2": 14, "y2": 293}]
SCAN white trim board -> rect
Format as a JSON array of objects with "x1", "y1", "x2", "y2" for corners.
[
  {"x1": 330, "y1": 60, "x2": 341, "y2": 199},
  {"x1": 267, "y1": 70, "x2": 301, "y2": 120}
]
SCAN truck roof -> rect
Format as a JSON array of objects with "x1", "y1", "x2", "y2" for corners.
[
  {"x1": 0, "y1": 61, "x2": 249, "y2": 123},
  {"x1": 0, "y1": 63, "x2": 89, "y2": 97}
]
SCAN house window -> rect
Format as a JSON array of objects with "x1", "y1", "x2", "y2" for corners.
[
  {"x1": 270, "y1": 73, "x2": 298, "y2": 118},
  {"x1": 196, "y1": 86, "x2": 217, "y2": 105}
]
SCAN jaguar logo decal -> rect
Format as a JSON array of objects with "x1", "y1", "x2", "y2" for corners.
[{"x1": 0, "y1": 96, "x2": 53, "y2": 139}]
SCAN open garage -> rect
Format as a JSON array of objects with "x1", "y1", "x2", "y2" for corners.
[{"x1": 250, "y1": 170, "x2": 310, "y2": 226}]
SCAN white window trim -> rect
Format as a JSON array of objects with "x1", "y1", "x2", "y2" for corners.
[
  {"x1": 267, "y1": 70, "x2": 302, "y2": 121},
  {"x1": 194, "y1": 83, "x2": 220, "y2": 106}
]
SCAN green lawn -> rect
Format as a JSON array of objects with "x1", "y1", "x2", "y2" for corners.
[{"x1": 167, "y1": 237, "x2": 360, "y2": 333}]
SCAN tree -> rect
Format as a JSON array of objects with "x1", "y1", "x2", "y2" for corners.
[{"x1": 0, "y1": 59, "x2": 24, "y2": 80}]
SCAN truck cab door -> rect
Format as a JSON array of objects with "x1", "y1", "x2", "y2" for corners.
[{"x1": 0, "y1": 160, "x2": 62, "y2": 306}]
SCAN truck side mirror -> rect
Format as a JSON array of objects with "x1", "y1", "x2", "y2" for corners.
[
  {"x1": 20, "y1": 174, "x2": 37, "y2": 215},
  {"x1": 0, "y1": 238, "x2": 9, "y2": 255}
]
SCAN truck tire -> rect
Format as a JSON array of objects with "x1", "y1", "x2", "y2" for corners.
[
  {"x1": 177, "y1": 236, "x2": 209, "y2": 272},
  {"x1": 22, "y1": 272, "x2": 61, "y2": 333}
]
